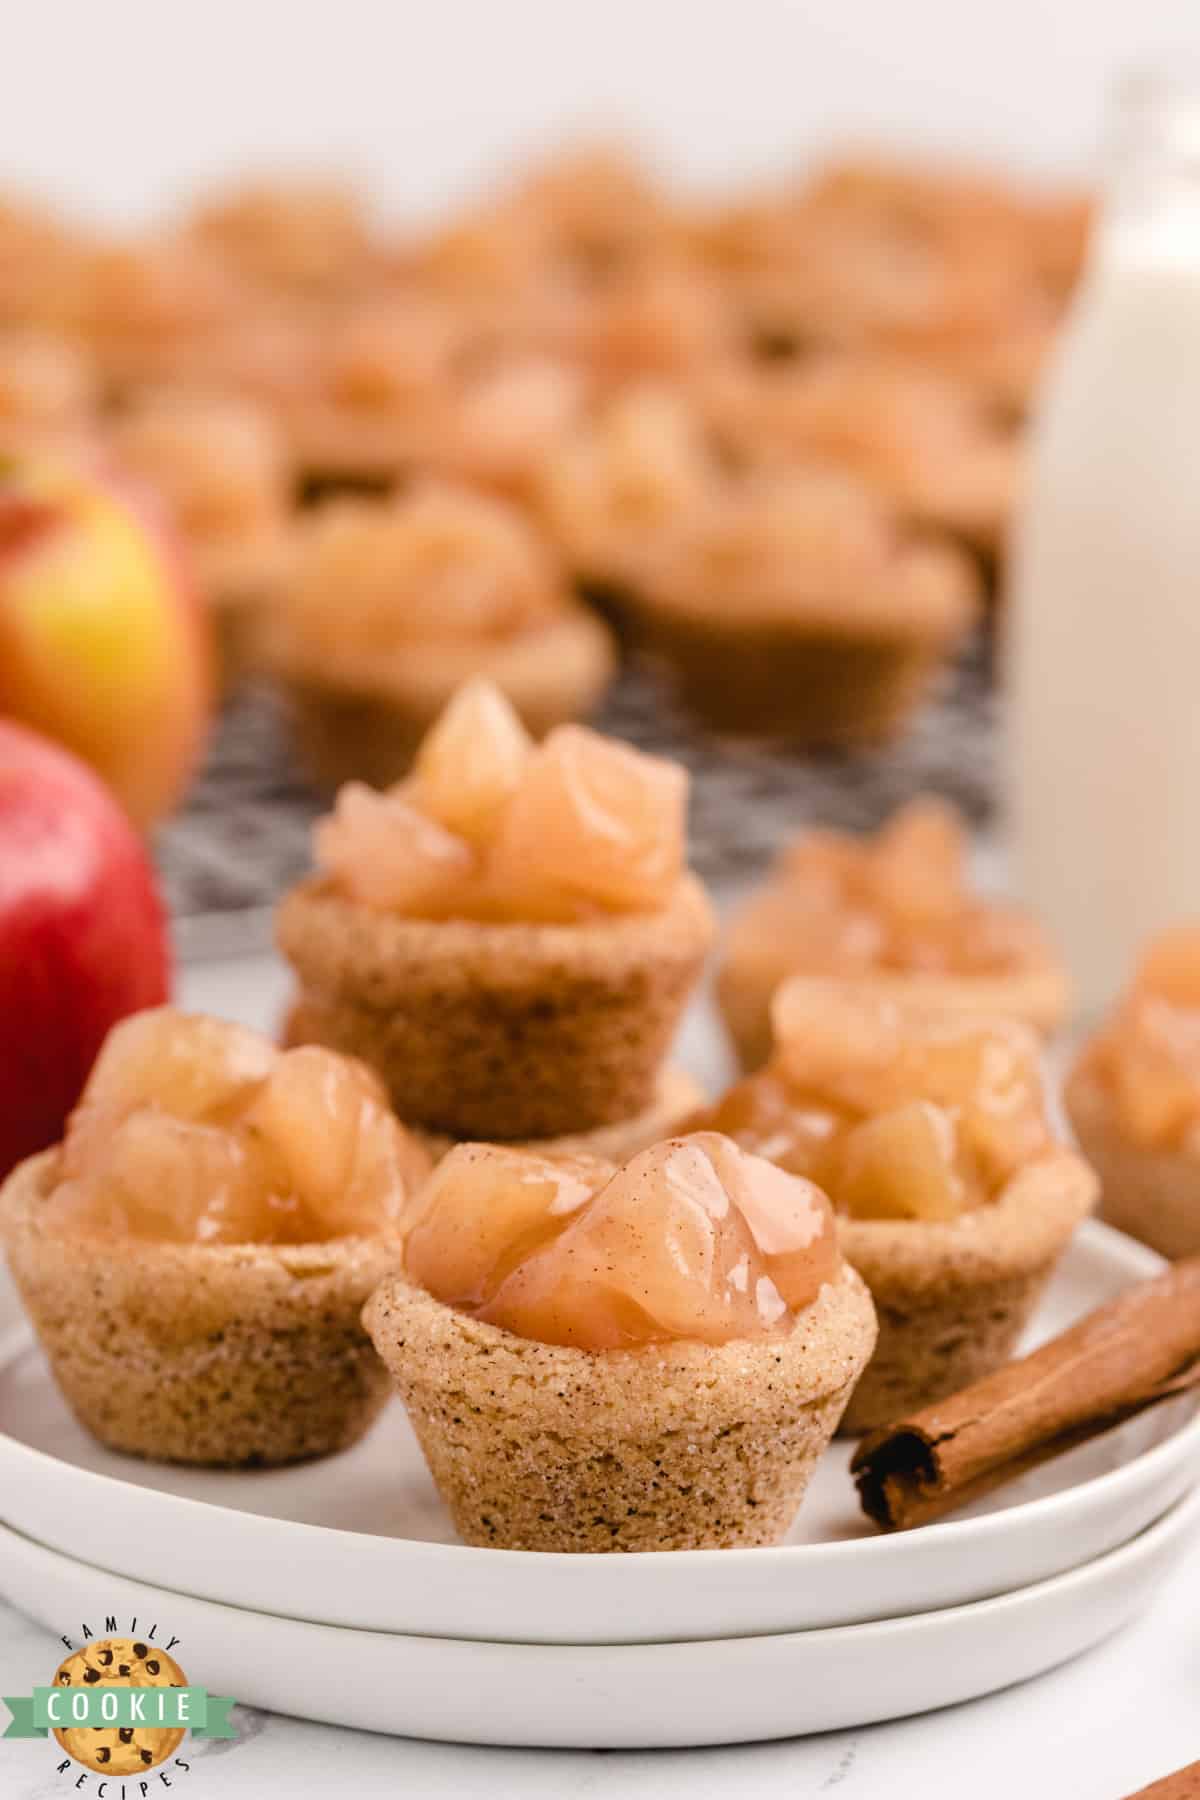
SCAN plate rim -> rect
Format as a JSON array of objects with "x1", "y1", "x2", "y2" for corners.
[
  {"x1": 0, "y1": 1219, "x2": 1196, "y2": 1584},
  {"x1": 2, "y1": 1479, "x2": 1198, "y2": 1652}
]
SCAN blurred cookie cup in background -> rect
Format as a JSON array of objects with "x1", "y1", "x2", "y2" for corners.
[
  {"x1": 1067, "y1": 926, "x2": 1200, "y2": 1260},
  {"x1": 260, "y1": 482, "x2": 615, "y2": 791},
  {"x1": 110, "y1": 390, "x2": 297, "y2": 688},
  {"x1": 627, "y1": 468, "x2": 979, "y2": 743},
  {"x1": 718, "y1": 799, "x2": 1069, "y2": 1070}
]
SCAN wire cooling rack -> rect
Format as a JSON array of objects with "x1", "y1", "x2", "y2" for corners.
[{"x1": 158, "y1": 636, "x2": 998, "y2": 961}]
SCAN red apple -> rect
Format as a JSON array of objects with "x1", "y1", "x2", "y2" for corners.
[
  {"x1": 0, "y1": 455, "x2": 213, "y2": 831},
  {"x1": 0, "y1": 720, "x2": 171, "y2": 1177}
]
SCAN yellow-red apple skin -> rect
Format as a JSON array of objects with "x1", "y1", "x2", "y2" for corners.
[{"x1": 0, "y1": 457, "x2": 214, "y2": 831}]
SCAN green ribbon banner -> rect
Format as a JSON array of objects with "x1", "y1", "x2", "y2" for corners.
[{"x1": 3, "y1": 1686, "x2": 236, "y2": 1739}]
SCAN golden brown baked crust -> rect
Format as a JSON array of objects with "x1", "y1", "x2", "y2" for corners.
[
  {"x1": 282, "y1": 1002, "x2": 705, "y2": 1160},
  {"x1": 405, "y1": 1065, "x2": 708, "y2": 1165},
  {"x1": 268, "y1": 608, "x2": 616, "y2": 791},
  {"x1": 837, "y1": 1149, "x2": 1096, "y2": 1433},
  {"x1": 364, "y1": 1263, "x2": 877, "y2": 1550},
  {"x1": 636, "y1": 615, "x2": 962, "y2": 743},
  {"x1": 719, "y1": 957, "x2": 1071, "y2": 1073},
  {"x1": 196, "y1": 527, "x2": 296, "y2": 692},
  {"x1": 284, "y1": 408, "x2": 426, "y2": 484},
  {"x1": 276, "y1": 872, "x2": 715, "y2": 1139},
  {"x1": 624, "y1": 488, "x2": 979, "y2": 740},
  {"x1": 1066, "y1": 1064, "x2": 1200, "y2": 1262},
  {"x1": 2, "y1": 1150, "x2": 400, "y2": 1466}
]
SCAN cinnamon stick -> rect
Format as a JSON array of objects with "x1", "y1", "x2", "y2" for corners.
[
  {"x1": 1122, "y1": 1761, "x2": 1200, "y2": 1799},
  {"x1": 852, "y1": 1258, "x2": 1200, "y2": 1530}
]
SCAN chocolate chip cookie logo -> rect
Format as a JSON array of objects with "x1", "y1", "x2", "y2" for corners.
[{"x1": 3, "y1": 1621, "x2": 235, "y2": 1789}]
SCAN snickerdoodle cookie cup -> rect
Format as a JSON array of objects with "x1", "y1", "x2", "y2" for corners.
[
  {"x1": 364, "y1": 1135, "x2": 877, "y2": 1550},
  {"x1": 3, "y1": 1148, "x2": 401, "y2": 1466},
  {"x1": 1, "y1": 1010, "x2": 430, "y2": 1466},
  {"x1": 277, "y1": 681, "x2": 715, "y2": 1140},
  {"x1": 1065, "y1": 926, "x2": 1200, "y2": 1260},
  {"x1": 367, "y1": 1265, "x2": 875, "y2": 1551},
  {"x1": 261, "y1": 482, "x2": 615, "y2": 791},
  {"x1": 718, "y1": 800, "x2": 1068, "y2": 1072},
  {"x1": 688, "y1": 979, "x2": 1095, "y2": 1434},
  {"x1": 1064, "y1": 1071, "x2": 1200, "y2": 1262},
  {"x1": 836, "y1": 1151, "x2": 1095, "y2": 1433},
  {"x1": 277, "y1": 873, "x2": 713, "y2": 1140},
  {"x1": 631, "y1": 469, "x2": 979, "y2": 742}
]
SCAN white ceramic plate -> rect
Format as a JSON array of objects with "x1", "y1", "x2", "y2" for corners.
[
  {"x1": 1, "y1": 1494, "x2": 1196, "y2": 1748},
  {"x1": 2, "y1": 1223, "x2": 1198, "y2": 1646}
]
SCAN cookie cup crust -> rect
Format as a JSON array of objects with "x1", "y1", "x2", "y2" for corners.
[
  {"x1": 194, "y1": 525, "x2": 296, "y2": 693},
  {"x1": 837, "y1": 1149, "x2": 1096, "y2": 1434},
  {"x1": 640, "y1": 616, "x2": 958, "y2": 743},
  {"x1": 276, "y1": 874, "x2": 715, "y2": 1139},
  {"x1": 408, "y1": 1066, "x2": 708, "y2": 1165},
  {"x1": 363, "y1": 1264, "x2": 877, "y2": 1551},
  {"x1": 279, "y1": 1014, "x2": 704, "y2": 1163},
  {"x1": 718, "y1": 954, "x2": 1071, "y2": 1073},
  {"x1": 627, "y1": 540, "x2": 978, "y2": 742},
  {"x1": 1, "y1": 1150, "x2": 401, "y2": 1467},
  {"x1": 1066, "y1": 1064, "x2": 1200, "y2": 1261},
  {"x1": 267, "y1": 609, "x2": 616, "y2": 791}
]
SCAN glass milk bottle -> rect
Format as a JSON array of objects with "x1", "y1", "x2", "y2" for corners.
[{"x1": 1009, "y1": 74, "x2": 1200, "y2": 1017}]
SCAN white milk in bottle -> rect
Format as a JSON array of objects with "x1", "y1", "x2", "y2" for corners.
[{"x1": 1009, "y1": 75, "x2": 1200, "y2": 1015}]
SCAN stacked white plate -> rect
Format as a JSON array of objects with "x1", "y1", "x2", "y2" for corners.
[{"x1": 2, "y1": 1222, "x2": 1199, "y2": 1749}]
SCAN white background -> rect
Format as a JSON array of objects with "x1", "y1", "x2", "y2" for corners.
[{"x1": 5, "y1": 0, "x2": 1200, "y2": 227}]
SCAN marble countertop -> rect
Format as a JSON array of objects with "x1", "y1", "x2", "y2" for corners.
[{"x1": 2, "y1": 951, "x2": 1196, "y2": 1799}]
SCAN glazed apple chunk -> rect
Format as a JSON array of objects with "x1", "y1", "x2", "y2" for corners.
[
  {"x1": 314, "y1": 677, "x2": 687, "y2": 922},
  {"x1": 44, "y1": 1008, "x2": 428, "y2": 1245},
  {"x1": 1078, "y1": 926, "x2": 1200, "y2": 1147},
  {"x1": 290, "y1": 485, "x2": 564, "y2": 660},
  {"x1": 698, "y1": 982, "x2": 1053, "y2": 1223},
  {"x1": 402, "y1": 1132, "x2": 842, "y2": 1349},
  {"x1": 744, "y1": 799, "x2": 1051, "y2": 978}
]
